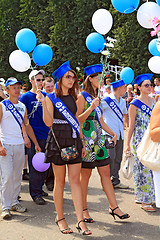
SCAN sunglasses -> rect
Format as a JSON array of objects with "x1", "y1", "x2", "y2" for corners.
[
  {"x1": 143, "y1": 84, "x2": 152, "y2": 88},
  {"x1": 66, "y1": 75, "x2": 76, "y2": 80},
  {"x1": 36, "y1": 78, "x2": 44, "y2": 82}
]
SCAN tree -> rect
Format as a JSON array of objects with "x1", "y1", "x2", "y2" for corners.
[
  {"x1": 109, "y1": 1, "x2": 153, "y2": 76},
  {"x1": 0, "y1": 0, "x2": 23, "y2": 80}
]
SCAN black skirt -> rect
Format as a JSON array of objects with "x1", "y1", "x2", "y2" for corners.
[{"x1": 44, "y1": 123, "x2": 83, "y2": 165}]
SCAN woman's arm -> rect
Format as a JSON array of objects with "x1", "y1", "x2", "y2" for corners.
[
  {"x1": 36, "y1": 90, "x2": 53, "y2": 127},
  {"x1": 150, "y1": 101, "x2": 160, "y2": 142},
  {"x1": 125, "y1": 104, "x2": 137, "y2": 152},
  {"x1": 76, "y1": 94, "x2": 99, "y2": 124}
]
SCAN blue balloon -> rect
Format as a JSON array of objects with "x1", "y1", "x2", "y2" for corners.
[
  {"x1": 156, "y1": 0, "x2": 160, "y2": 6},
  {"x1": 148, "y1": 39, "x2": 160, "y2": 57},
  {"x1": 32, "y1": 44, "x2": 53, "y2": 66},
  {"x1": 120, "y1": 67, "x2": 134, "y2": 84},
  {"x1": 86, "y1": 32, "x2": 105, "y2": 53},
  {"x1": 15, "y1": 28, "x2": 37, "y2": 53},
  {"x1": 111, "y1": 0, "x2": 140, "y2": 14}
]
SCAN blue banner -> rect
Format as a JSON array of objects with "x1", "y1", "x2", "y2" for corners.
[
  {"x1": 81, "y1": 91, "x2": 103, "y2": 127},
  {"x1": 103, "y1": 96, "x2": 123, "y2": 124},
  {"x1": 129, "y1": 99, "x2": 152, "y2": 117},
  {"x1": 47, "y1": 93, "x2": 80, "y2": 136},
  {"x1": 2, "y1": 99, "x2": 23, "y2": 130}
]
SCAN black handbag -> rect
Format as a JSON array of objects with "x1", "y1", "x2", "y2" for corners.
[{"x1": 51, "y1": 127, "x2": 79, "y2": 161}]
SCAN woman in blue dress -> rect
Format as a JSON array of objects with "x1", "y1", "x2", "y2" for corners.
[{"x1": 125, "y1": 74, "x2": 155, "y2": 212}]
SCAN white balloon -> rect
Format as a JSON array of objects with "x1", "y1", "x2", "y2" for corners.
[
  {"x1": 92, "y1": 9, "x2": 113, "y2": 35},
  {"x1": 9, "y1": 50, "x2": 31, "y2": 72},
  {"x1": 137, "y1": 2, "x2": 160, "y2": 29},
  {"x1": 148, "y1": 56, "x2": 160, "y2": 74}
]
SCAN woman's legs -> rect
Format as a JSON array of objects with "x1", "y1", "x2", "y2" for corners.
[
  {"x1": 52, "y1": 163, "x2": 73, "y2": 233},
  {"x1": 97, "y1": 165, "x2": 128, "y2": 216},
  {"x1": 80, "y1": 168, "x2": 92, "y2": 219},
  {"x1": 68, "y1": 163, "x2": 91, "y2": 233}
]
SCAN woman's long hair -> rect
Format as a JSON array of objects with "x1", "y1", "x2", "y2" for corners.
[
  {"x1": 137, "y1": 81, "x2": 144, "y2": 96},
  {"x1": 84, "y1": 72, "x2": 100, "y2": 97},
  {"x1": 55, "y1": 70, "x2": 79, "y2": 100}
]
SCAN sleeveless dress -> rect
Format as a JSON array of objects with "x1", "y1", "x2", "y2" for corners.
[
  {"x1": 82, "y1": 100, "x2": 110, "y2": 169},
  {"x1": 131, "y1": 104, "x2": 155, "y2": 203},
  {"x1": 44, "y1": 95, "x2": 82, "y2": 165}
]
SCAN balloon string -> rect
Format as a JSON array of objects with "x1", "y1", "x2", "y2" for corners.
[{"x1": 27, "y1": 64, "x2": 39, "y2": 119}]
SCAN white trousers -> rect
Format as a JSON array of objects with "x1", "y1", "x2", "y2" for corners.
[
  {"x1": 0, "y1": 144, "x2": 25, "y2": 210},
  {"x1": 153, "y1": 171, "x2": 160, "y2": 208}
]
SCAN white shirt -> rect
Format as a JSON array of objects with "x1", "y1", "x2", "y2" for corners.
[
  {"x1": 101, "y1": 93, "x2": 128, "y2": 140},
  {"x1": 0, "y1": 101, "x2": 26, "y2": 145},
  {"x1": 154, "y1": 85, "x2": 160, "y2": 94}
]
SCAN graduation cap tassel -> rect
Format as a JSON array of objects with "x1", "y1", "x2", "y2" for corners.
[{"x1": 55, "y1": 81, "x2": 58, "y2": 89}]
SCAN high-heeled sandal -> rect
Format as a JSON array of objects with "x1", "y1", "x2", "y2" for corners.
[
  {"x1": 83, "y1": 208, "x2": 94, "y2": 223},
  {"x1": 76, "y1": 219, "x2": 92, "y2": 235},
  {"x1": 55, "y1": 217, "x2": 73, "y2": 234},
  {"x1": 109, "y1": 206, "x2": 130, "y2": 220}
]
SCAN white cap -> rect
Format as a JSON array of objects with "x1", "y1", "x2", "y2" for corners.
[{"x1": 29, "y1": 70, "x2": 45, "y2": 80}]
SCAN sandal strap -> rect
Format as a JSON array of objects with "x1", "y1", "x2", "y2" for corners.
[
  {"x1": 110, "y1": 206, "x2": 119, "y2": 213},
  {"x1": 83, "y1": 208, "x2": 88, "y2": 211},
  {"x1": 78, "y1": 219, "x2": 84, "y2": 228},
  {"x1": 61, "y1": 227, "x2": 72, "y2": 233},
  {"x1": 56, "y1": 217, "x2": 65, "y2": 224}
]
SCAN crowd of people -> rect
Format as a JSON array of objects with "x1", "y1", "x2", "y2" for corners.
[{"x1": 0, "y1": 64, "x2": 160, "y2": 234}]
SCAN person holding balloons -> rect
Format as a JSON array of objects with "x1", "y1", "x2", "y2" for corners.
[
  {"x1": 20, "y1": 70, "x2": 50, "y2": 205},
  {"x1": 76, "y1": 64, "x2": 130, "y2": 223},
  {"x1": 36, "y1": 61, "x2": 92, "y2": 235},
  {"x1": 125, "y1": 74, "x2": 155, "y2": 212}
]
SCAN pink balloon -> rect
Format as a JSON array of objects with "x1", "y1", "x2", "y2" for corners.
[{"x1": 32, "y1": 152, "x2": 50, "y2": 172}]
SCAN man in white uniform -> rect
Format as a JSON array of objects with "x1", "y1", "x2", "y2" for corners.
[{"x1": 0, "y1": 78, "x2": 39, "y2": 219}]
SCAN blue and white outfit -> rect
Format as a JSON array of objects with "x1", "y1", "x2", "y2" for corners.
[
  {"x1": 20, "y1": 91, "x2": 49, "y2": 201},
  {"x1": 101, "y1": 93, "x2": 128, "y2": 185},
  {"x1": 0, "y1": 101, "x2": 25, "y2": 210}
]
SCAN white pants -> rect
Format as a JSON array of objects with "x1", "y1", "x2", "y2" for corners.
[
  {"x1": 153, "y1": 171, "x2": 160, "y2": 208},
  {"x1": 0, "y1": 144, "x2": 25, "y2": 210}
]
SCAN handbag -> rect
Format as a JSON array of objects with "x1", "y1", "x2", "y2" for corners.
[
  {"x1": 137, "y1": 124, "x2": 160, "y2": 171},
  {"x1": 122, "y1": 151, "x2": 134, "y2": 179},
  {"x1": 51, "y1": 127, "x2": 79, "y2": 161}
]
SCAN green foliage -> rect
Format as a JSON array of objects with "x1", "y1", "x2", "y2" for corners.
[
  {"x1": 109, "y1": 1, "x2": 153, "y2": 76},
  {"x1": 0, "y1": 0, "x2": 158, "y2": 84}
]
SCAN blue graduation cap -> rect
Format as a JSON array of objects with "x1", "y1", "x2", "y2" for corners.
[
  {"x1": 132, "y1": 73, "x2": 153, "y2": 85},
  {"x1": 84, "y1": 64, "x2": 103, "y2": 77},
  {"x1": 52, "y1": 61, "x2": 71, "y2": 80},
  {"x1": 111, "y1": 79, "x2": 125, "y2": 89}
]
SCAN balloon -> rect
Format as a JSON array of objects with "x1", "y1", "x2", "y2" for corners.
[
  {"x1": 156, "y1": 0, "x2": 160, "y2": 6},
  {"x1": 9, "y1": 50, "x2": 31, "y2": 72},
  {"x1": 111, "y1": 0, "x2": 140, "y2": 14},
  {"x1": 32, "y1": 44, "x2": 53, "y2": 66},
  {"x1": 148, "y1": 56, "x2": 160, "y2": 74},
  {"x1": 86, "y1": 32, "x2": 105, "y2": 53},
  {"x1": 148, "y1": 39, "x2": 160, "y2": 56},
  {"x1": 137, "y1": 2, "x2": 160, "y2": 29},
  {"x1": 120, "y1": 67, "x2": 134, "y2": 84},
  {"x1": 92, "y1": 9, "x2": 113, "y2": 35},
  {"x1": 32, "y1": 152, "x2": 50, "y2": 172},
  {"x1": 15, "y1": 28, "x2": 37, "y2": 53}
]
